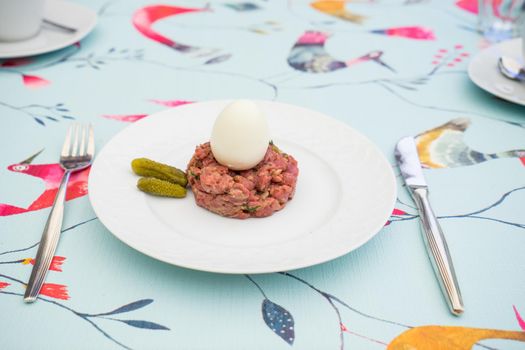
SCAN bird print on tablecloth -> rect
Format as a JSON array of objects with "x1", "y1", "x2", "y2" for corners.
[
  {"x1": 388, "y1": 325, "x2": 525, "y2": 350},
  {"x1": 287, "y1": 31, "x2": 395, "y2": 73},
  {"x1": 0, "y1": 149, "x2": 89, "y2": 216},
  {"x1": 102, "y1": 99, "x2": 193, "y2": 123},
  {"x1": 310, "y1": 0, "x2": 366, "y2": 24},
  {"x1": 415, "y1": 118, "x2": 525, "y2": 168},
  {"x1": 132, "y1": 4, "x2": 224, "y2": 59}
]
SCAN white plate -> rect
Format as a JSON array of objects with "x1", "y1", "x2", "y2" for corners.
[
  {"x1": 89, "y1": 100, "x2": 397, "y2": 273},
  {"x1": 0, "y1": 0, "x2": 96, "y2": 59},
  {"x1": 468, "y1": 38, "x2": 525, "y2": 106}
]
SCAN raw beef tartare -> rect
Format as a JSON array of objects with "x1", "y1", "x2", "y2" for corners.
[{"x1": 187, "y1": 142, "x2": 299, "y2": 219}]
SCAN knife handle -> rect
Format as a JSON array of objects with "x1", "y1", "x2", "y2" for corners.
[{"x1": 412, "y1": 187, "x2": 464, "y2": 316}]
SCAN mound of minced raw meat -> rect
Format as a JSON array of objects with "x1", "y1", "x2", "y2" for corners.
[{"x1": 187, "y1": 142, "x2": 299, "y2": 219}]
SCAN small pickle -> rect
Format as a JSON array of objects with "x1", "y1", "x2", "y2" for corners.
[
  {"x1": 137, "y1": 177, "x2": 187, "y2": 198},
  {"x1": 131, "y1": 158, "x2": 187, "y2": 187}
]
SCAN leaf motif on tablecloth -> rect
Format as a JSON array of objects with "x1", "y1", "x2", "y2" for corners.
[
  {"x1": 33, "y1": 117, "x2": 45, "y2": 126},
  {"x1": 0, "y1": 101, "x2": 73, "y2": 126},
  {"x1": 513, "y1": 305, "x2": 525, "y2": 331},
  {"x1": 262, "y1": 298, "x2": 295, "y2": 345},
  {"x1": 0, "y1": 281, "x2": 169, "y2": 350},
  {"x1": 204, "y1": 54, "x2": 232, "y2": 65},
  {"x1": 96, "y1": 299, "x2": 154, "y2": 316},
  {"x1": 224, "y1": 2, "x2": 261, "y2": 11},
  {"x1": 117, "y1": 319, "x2": 170, "y2": 330}
]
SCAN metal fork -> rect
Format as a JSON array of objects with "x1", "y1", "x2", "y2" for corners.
[{"x1": 24, "y1": 123, "x2": 94, "y2": 303}]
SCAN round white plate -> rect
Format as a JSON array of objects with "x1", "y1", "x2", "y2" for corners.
[
  {"x1": 89, "y1": 100, "x2": 397, "y2": 273},
  {"x1": 468, "y1": 38, "x2": 525, "y2": 106},
  {"x1": 0, "y1": 0, "x2": 97, "y2": 59}
]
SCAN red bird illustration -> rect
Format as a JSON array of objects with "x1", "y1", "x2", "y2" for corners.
[
  {"x1": 0, "y1": 150, "x2": 89, "y2": 217},
  {"x1": 132, "y1": 4, "x2": 219, "y2": 57}
]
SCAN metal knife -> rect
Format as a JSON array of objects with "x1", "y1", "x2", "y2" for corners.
[{"x1": 395, "y1": 136, "x2": 464, "y2": 316}]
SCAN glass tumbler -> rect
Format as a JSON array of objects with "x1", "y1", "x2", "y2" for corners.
[{"x1": 478, "y1": 0, "x2": 525, "y2": 42}]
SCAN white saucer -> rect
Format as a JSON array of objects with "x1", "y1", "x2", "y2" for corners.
[
  {"x1": 468, "y1": 38, "x2": 525, "y2": 106},
  {"x1": 0, "y1": 0, "x2": 96, "y2": 59}
]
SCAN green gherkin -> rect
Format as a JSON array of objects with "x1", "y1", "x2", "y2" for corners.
[
  {"x1": 131, "y1": 158, "x2": 187, "y2": 187},
  {"x1": 137, "y1": 177, "x2": 187, "y2": 198}
]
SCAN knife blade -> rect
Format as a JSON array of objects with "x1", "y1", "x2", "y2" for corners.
[{"x1": 395, "y1": 136, "x2": 464, "y2": 316}]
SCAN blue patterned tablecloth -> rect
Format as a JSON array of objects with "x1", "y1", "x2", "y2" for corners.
[{"x1": 1, "y1": 0, "x2": 525, "y2": 349}]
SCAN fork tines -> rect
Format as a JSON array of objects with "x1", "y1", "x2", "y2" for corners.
[{"x1": 61, "y1": 123, "x2": 94, "y2": 159}]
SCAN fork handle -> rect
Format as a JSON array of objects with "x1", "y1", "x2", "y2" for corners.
[{"x1": 24, "y1": 170, "x2": 71, "y2": 303}]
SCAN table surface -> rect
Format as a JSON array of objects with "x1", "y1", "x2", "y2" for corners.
[{"x1": 1, "y1": 1, "x2": 524, "y2": 349}]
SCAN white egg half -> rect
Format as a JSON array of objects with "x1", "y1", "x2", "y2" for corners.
[{"x1": 210, "y1": 100, "x2": 270, "y2": 171}]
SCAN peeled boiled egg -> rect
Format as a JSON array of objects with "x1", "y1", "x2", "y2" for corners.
[{"x1": 210, "y1": 100, "x2": 270, "y2": 171}]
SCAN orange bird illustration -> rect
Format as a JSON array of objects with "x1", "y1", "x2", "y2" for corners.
[
  {"x1": 388, "y1": 325, "x2": 525, "y2": 350},
  {"x1": 416, "y1": 118, "x2": 525, "y2": 168},
  {"x1": 310, "y1": 0, "x2": 366, "y2": 24}
]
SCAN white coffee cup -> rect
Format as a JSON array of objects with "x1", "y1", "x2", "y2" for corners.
[{"x1": 0, "y1": 0, "x2": 46, "y2": 42}]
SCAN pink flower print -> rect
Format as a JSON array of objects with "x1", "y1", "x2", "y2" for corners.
[
  {"x1": 371, "y1": 26, "x2": 435, "y2": 40},
  {"x1": 40, "y1": 283, "x2": 70, "y2": 300},
  {"x1": 23, "y1": 256, "x2": 65, "y2": 272},
  {"x1": 102, "y1": 114, "x2": 149, "y2": 123},
  {"x1": 22, "y1": 74, "x2": 50, "y2": 88},
  {"x1": 148, "y1": 99, "x2": 193, "y2": 107},
  {"x1": 514, "y1": 305, "x2": 525, "y2": 331}
]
